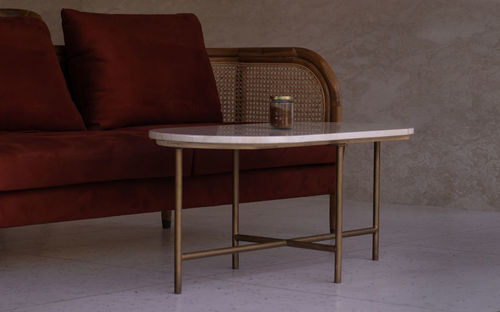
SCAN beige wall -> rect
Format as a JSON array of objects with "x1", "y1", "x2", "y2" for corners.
[{"x1": 2, "y1": 0, "x2": 499, "y2": 210}]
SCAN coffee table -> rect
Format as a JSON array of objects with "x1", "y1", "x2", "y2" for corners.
[{"x1": 149, "y1": 122, "x2": 414, "y2": 294}]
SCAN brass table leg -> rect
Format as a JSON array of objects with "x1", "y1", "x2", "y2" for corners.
[
  {"x1": 373, "y1": 142, "x2": 380, "y2": 261},
  {"x1": 232, "y1": 150, "x2": 240, "y2": 269},
  {"x1": 335, "y1": 144, "x2": 344, "y2": 283},
  {"x1": 161, "y1": 210, "x2": 172, "y2": 229},
  {"x1": 171, "y1": 143, "x2": 380, "y2": 290},
  {"x1": 174, "y1": 148, "x2": 183, "y2": 294}
]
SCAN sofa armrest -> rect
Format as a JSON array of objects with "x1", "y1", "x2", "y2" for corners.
[
  {"x1": 0, "y1": 9, "x2": 41, "y2": 19},
  {"x1": 208, "y1": 47, "x2": 341, "y2": 123}
]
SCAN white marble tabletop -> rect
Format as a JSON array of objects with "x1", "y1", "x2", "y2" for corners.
[{"x1": 149, "y1": 122, "x2": 413, "y2": 149}]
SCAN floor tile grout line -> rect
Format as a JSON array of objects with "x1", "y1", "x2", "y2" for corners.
[
  {"x1": 0, "y1": 233, "x2": 175, "y2": 255},
  {"x1": 2, "y1": 249, "x2": 175, "y2": 276},
  {"x1": 9, "y1": 235, "x2": 485, "y2": 288},
  {"x1": 207, "y1": 275, "x2": 449, "y2": 312},
  {"x1": 415, "y1": 246, "x2": 500, "y2": 258},
  {"x1": 2, "y1": 225, "x2": 491, "y2": 264},
  {"x1": 347, "y1": 241, "x2": 500, "y2": 260},
  {"x1": 3, "y1": 276, "x2": 446, "y2": 312},
  {"x1": 5, "y1": 246, "x2": 337, "y2": 283},
  {"x1": 4, "y1": 204, "x2": 498, "y2": 256},
  {"x1": 175, "y1": 251, "x2": 336, "y2": 281},
  {"x1": 0, "y1": 255, "x2": 343, "y2": 312},
  {"x1": 374, "y1": 224, "x2": 500, "y2": 254},
  {"x1": 6, "y1": 225, "x2": 500, "y2": 288},
  {"x1": 363, "y1": 223, "x2": 500, "y2": 252},
  {"x1": 3, "y1": 281, "x2": 172, "y2": 312}
]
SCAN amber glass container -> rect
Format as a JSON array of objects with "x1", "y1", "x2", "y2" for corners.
[{"x1": 270, "y1": 95, "x2": 293, "y2": 129}]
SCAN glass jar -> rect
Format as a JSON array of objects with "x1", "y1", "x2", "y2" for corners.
[{"x1": 270, "y1": 95, "x2": 293, "y2": 129}]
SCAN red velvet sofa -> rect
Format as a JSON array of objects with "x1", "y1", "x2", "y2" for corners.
[{"x1": 0, "y1": 9, "x2": 342, "y2": 228}]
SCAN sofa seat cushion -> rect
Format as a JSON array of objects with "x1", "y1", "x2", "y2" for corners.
[
  {"x1": 0, "y1": 124, "x2": 219, "y2": 192},
  {"x1": 193, "y1": 145, "x2": 336, "y2": 176},
  {"x1": 0, "y1": 16, "x2": 85, "y2": 131},
  {"x1": 61, "y1": 9, "x2": 222, "y2": 129}
]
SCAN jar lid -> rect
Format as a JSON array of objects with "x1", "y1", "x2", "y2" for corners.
[{"x1": 270, "y1": 95, "x2": 293, "y2": 101}]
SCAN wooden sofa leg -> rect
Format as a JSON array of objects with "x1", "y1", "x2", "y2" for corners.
[
  {"x1": 329, "y1": 193, "x2": 336, "y2": 234},
  {"x1": 161, "y1": 210, "x2": 172, "y2": 229}
]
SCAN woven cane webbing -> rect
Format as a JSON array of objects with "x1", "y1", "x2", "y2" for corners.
[{"x1": 211, "y1": 62, "x2": 326, "y2": 123}]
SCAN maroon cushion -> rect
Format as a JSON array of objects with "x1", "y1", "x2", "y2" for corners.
[
  {"x1": 61, "y1": 9, "x2": 222, "y2": 129},
  {"x1": 0, "y1": 124, "x2": 238, "y2": 191},
  {"x1": 193, "y1": 146, "x2": 337, "y2": 176},
  {"x1": 0, "y1": 16, "x2": 85, "y2": 131}
]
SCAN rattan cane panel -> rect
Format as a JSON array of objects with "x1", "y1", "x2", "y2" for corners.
[{"x1": 211, "y1": 62, "x2": 326, "y2": 123}]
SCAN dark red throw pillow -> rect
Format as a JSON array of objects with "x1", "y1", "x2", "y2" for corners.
[
  {"x1": 61, "y1": 9, "x2": 222, "y2": 129},
  {"x1": 0, "y1": 17, "x2": 85, "y2": 131}
]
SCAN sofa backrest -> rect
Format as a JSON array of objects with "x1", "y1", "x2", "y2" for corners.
[
  {"x1": 0, "y1": 8, "x2": 41, "y2": 18},
  {"x1": 1, "y1": 9, "x2": 341, "y2": 123}
]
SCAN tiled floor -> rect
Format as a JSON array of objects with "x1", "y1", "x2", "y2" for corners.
[{"x1": 1, "y1": 196, "x2": 499, "y2": 312}]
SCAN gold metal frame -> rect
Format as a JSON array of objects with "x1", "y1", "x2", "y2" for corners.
[
  {"x1": 174, "y1": 148, "x2": 183, "y2": 294},
  {"x1": 173, "y1": 142, "x2": 381, "y2": 294}
]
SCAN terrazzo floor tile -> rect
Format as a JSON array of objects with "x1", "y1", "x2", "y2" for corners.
[
  {"x1": 400, "y1": 224, "x2": 500, "y2": 256},
  {"x1": 7, "y1": 222, "x2": 310, "y2": 278},
  {"x1": 0, "y1": 221, "x2": 162, "y2": 253},
  {"x1": 0, "y1": 253, "x2": 167, "y2": 311},
  {"x1": 1, "y1": 196, "x2": 499, "y2": 311},
  {"x1": 8, "y1": 279, "x2": 437, "y2": 312},
  {"x1": 207, "y1": 244, "x2": 500, "y2": 312}
]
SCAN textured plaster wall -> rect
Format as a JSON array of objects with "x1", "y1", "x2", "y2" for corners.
[{"x1": 1, "y1": 0, "x2": 499, "y2": 210}]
